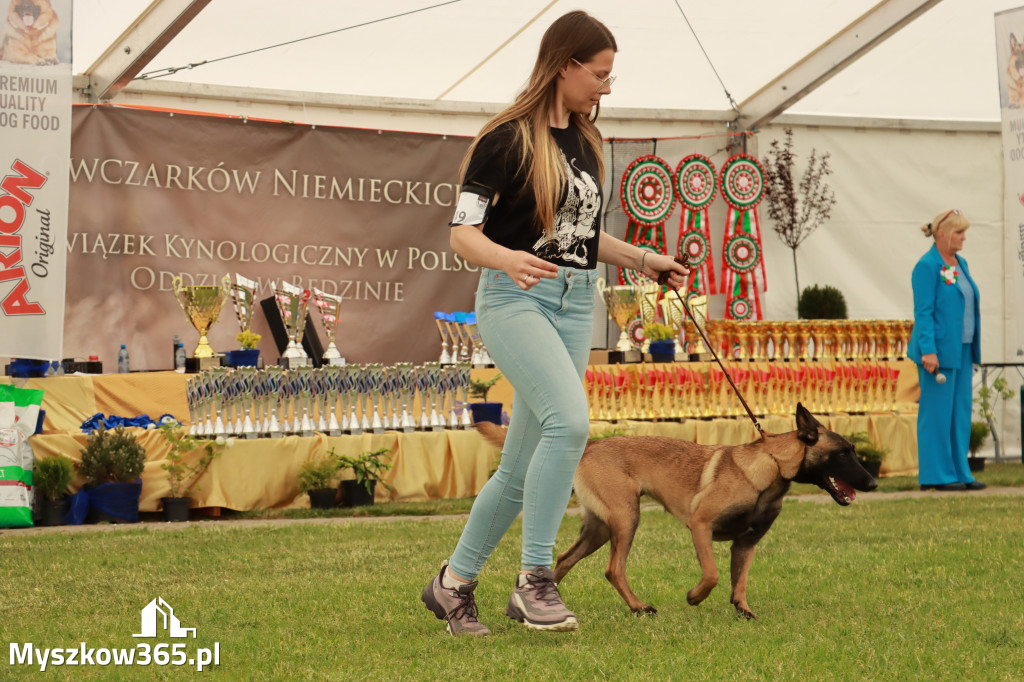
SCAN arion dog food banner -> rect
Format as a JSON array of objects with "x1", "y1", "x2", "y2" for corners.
[
  {"x1": 66, "y1": 106, "x2": 479, "y2": 370},
  {"x1": 0, "y1": 0, "x2": 73, "y2": 363}
]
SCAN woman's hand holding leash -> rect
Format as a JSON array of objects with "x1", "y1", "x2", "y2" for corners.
[{"x1": 644, "y1": 251, "x2": 689, "y2": 289}]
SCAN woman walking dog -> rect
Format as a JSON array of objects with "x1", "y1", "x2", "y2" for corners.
[{"x1": 421, "y1": 10, "x2": 688, "y2": 636}]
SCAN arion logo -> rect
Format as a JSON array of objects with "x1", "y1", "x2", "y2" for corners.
[{"x1": 132, "y1": 597, "x2": 196, "y2": 639}]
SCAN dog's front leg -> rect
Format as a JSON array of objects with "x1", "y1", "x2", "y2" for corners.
[
  {"x1": 685, "y1": 521, "x2": 718, "y2": 606},
  {"x1": 729, "y1": 540, "x2": 758, "y2": 619}
]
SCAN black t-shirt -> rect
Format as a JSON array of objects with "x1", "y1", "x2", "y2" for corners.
[{"x1": 461, "y1": 121, "x2": 603, "y2": 270}]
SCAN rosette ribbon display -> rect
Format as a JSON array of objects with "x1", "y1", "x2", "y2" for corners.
[
  {"x1": 619, "y1": 155, "x2": 675, "y2": 285},
  {"x1": 673, "y1": 154, "x2": 718, "y2": 298},
  {"x1": 719, "y1": 154, "x2": 768, "y2": 320}
]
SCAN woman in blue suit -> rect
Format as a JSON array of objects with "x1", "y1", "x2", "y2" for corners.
[{"x1": 907, "y1": 209, "x2": 985, "y2": 491}]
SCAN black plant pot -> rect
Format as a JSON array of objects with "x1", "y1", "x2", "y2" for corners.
[
  {"x1": 967, "y1": 456, "x2": 985, "y2": 473},
  {"x1": 341, "y1": 480, "x2": 376, "y2": 507},
  {"x1": 38, "y1": 497, "x2": 70, "y2": 527},
  {"x1": 858, "y1": 459, "x2": 882, "y2": 479},
  {"x1": 307, "y1": 488, "x2": 337, "y2": 509},
  {"x1": 161, "y1": 496, "x2": 192, "y2": 522},
  {"x1": 468, "y1": 402, "x2": 502, "y2": 425}
]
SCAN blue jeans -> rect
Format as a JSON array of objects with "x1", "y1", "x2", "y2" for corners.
[
  {"x1": 916, "y1": 342, "x2": 975, "y2": 486},
  {"x1": 448, "y1": 266, "x2": 596, "y2": 578}
]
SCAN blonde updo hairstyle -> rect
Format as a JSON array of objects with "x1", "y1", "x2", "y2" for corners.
[{"x1": 921, "y1": 209, "x2": 969, "y2": 238}]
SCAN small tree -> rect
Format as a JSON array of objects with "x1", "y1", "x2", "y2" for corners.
[
  {"x1": 762, "y1": 128, "x2": 837, "y2": 315},
  {"x1": 974, "y1": 377, "x2": 1016, "y2": 461}
]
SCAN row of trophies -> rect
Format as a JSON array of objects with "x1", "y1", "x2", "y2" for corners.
[
  {"x1": 598, "y1": 280, "x2": 914, "y2": 361},
  {"x1": 585, "y1": 360, "x2": 904, "y2": 421},
  {"x1": 170, "y1": 273, "x2": 346, "y2": 370},
  {"x1": 434, "y1": 311, "x2": 493, "y2": 367},
  {"x1": 185, "y1": 363, "x2": 475, "y2": 438}
]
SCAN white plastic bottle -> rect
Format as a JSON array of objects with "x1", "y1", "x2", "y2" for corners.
[{"x1": 117, "y1": 344, "x2": 130, "y2": 373}]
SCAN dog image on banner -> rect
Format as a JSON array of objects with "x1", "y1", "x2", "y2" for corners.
[{"x1": 0, "y1": 0, "x2": 59, "y2": 65}]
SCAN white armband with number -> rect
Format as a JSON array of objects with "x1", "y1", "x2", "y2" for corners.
[{"x1": 450, "y1": 185, "x2": 494, "y2": 227}]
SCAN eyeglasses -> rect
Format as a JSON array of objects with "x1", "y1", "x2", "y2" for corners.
[
  {"x1": 935, "y1": 209, "x2": 961, "y2": 230},
  {"x1": 571, "y1": 58, "x2": 616, "y2": 89}
]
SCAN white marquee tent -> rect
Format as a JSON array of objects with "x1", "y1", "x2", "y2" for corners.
[{"x1": 68, "y1": 0, "x2": 1024, "y2": 454}]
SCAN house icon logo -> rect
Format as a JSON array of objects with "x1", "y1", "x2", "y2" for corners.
[{"x1": 132, "y1": 597, "x2": 197, "y2": 639}]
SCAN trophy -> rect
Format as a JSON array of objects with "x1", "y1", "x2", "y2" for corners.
[
  {"x1": 365, "y1": 363, "x2": 385, "y2": 433},
  {"x1": 597, "y1": 278, "x2": 641, "y2": 357},
  {"x1": 452, "y1": 313, "x2": 473, "y2": 364},
  {"x1": 232, "y1": 272, "x2": 258, "y2": 336},
  {"x1": 659, "y1": 291, "x2": 685, "y2": 355},
  {"x1": 273, "y1": 281, "x2": 312, "y2": 368},
  {"x1": 457, "y1": 362, "x2": 473, "y2": 428},
  {"x1": 313, "y1": 288, "x2": 345, "y2": 366},
  {"x1": 464, "y1": 313, "x2": 493, "y2": 367},
  {"x1": 638, "y1": 283, "x2": 661, "y2": 353},
  {"x1": 684, "y1": 294, "x2": 710, "y2": 357},
  {"x1": 172, "y1": 274, "x2": 232, "y2": 369},
  {"x1": 262, "y1": 366, "x2": 284, "y2": 437},
  {"x1": 434, "y1": 312, "x2": 453, "y2": 364}
]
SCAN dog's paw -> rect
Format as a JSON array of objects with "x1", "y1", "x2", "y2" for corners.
[
  {"x1": 630, "y1": 605, "x2": 657, "y2": 615},
  {"x1": 732, "y1": 603, "x2": 757, "y2": 620}
]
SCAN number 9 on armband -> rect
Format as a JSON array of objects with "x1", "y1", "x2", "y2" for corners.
[{"x1": 449, "y1": 185, "x2": 494, "y2": 227}]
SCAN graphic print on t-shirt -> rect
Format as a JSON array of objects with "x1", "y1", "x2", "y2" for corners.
[{"x1": 532, "y1": 150, "x2": 601, "y2": 266}]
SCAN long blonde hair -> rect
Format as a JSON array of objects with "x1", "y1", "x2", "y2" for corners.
[{"x1": 458, "y1": 11, "x2": 616, "y2": 237}]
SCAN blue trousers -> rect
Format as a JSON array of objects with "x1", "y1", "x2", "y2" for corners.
[
  {"x1": 448, "y1": 267, "x2": 596, "y2": 578},
  {"x1": 916, "y1": 342, "x2": 976, "y2": 486}
]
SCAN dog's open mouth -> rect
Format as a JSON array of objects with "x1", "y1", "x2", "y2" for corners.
[{"x1": 822, "y1": 475, "x2": 856, "y2": 505}]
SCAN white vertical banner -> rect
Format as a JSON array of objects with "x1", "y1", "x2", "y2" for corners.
[
  {"x1": 996, "y1": 7, "x2": 1024, "y2": 360},
  {"x1": 0, "y1": 0, "x2": 72, "y2": 361}
]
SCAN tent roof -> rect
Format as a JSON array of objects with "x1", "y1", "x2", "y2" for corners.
[{"x1": 75, "y1": 0, "x2": 1020, "y2": 122}]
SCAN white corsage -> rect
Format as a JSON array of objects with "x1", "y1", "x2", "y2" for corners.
[{"x1": 940, "y1": 264, "x2": 957, "y2": 285}]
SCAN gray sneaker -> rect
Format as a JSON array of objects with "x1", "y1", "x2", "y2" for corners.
[
  {"x1": 421, "y1": 561, "x2": 491, "y2": 636},
  {"x1": 506, "y1": 566, "x2": 578, "y2": 631}
]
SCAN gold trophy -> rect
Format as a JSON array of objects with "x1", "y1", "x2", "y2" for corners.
[
  {"x1": 231, "y1": 273, "x2": 257, "y2": 336},
  {"x1": 172, "y1": 274, "x2": 232, "y2": 369},
  {"x1": 638, "y1": 283, "x2": 661, "y2": 353},
  {"x1": 597, "y1": 278, "x2": 641, "y2": 360},
  {"x1": 273, "y1": 280, "x2": 312, "y2": 368},
  {"x1": 313, "y1": 287, "x2": 345, "y2": 366},
  {"x1": 659, "y1": 292, "x2": 685, "y2": 355}
]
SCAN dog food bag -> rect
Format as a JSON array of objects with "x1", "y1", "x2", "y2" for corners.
[{"x1": 0, "y1": 385, "x2": 45, "y2": 528}]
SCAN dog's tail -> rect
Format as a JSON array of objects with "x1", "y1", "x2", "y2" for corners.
[{"x1": 474, "y1": 420, "x2": 508, "y2": 450}]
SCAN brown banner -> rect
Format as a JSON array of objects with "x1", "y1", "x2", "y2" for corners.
[{"x1": 67, "y1": 106, "x2": 478, "y2": 371}]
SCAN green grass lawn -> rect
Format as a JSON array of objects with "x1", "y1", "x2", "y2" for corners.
[{"x1": 2, "y1": 482, "x2": 1023, "y2": 680}]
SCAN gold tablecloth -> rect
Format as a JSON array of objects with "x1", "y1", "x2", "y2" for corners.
[{"x1": 9, "y1": 364, "x2": 920, "y2": 511}]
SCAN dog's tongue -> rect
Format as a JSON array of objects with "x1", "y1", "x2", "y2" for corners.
[
  {"x1": 23, "y1": 14, "x2": 35, "y2": 27},
  {"x1": 835, "y1": 477, "x2": 856, "y2": 501}
]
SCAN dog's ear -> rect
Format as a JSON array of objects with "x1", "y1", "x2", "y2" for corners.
[{"x1": 795, "y1": 402, "x2": 820, "y2": 445}]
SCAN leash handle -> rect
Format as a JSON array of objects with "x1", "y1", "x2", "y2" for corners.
[{"x1": 657, "y1": 256, "x2": 765, "y2": 437}]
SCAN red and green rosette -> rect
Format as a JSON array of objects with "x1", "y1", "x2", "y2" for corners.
[
  {"x1": 673, "y1": 154, "x2": 718, "y2": 298},
  {"x1": 719, "y1": 154, "x2": 767, "y2": 320},
  {"x1": 618, "y1": 155, "x2": 673, "y2": 284}
]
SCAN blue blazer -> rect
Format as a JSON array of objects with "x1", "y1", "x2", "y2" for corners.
[{"x1": 907, "y1": 244, "x2": 981, "y2": 369}]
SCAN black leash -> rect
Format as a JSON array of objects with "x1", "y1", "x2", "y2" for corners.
[{"x1": 657, "y1": 256, "x2": 765, "y2": 438}]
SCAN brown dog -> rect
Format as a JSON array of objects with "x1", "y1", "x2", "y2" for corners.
[
  {"x1": 1, "y1": 0, "x2": 58, "y2": 65},
  {"x1": 477, "y1": 403, "x2": 876, "y2": 619}
]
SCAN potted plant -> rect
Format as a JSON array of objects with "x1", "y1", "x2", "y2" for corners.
[
  {"x1": 968, "y1": 420, "x2": 990, "y2": 472},
  {"x1": 228, "y1": 330, "x2": 262, "y2": 367},
  {"x1": 798, "y1": 284, "x2": 848, "y2": 320},
  {"x1": 297, "y1": 456, "x2": 342, "y2": 509},
  {"x1": 156, "y1": 421, "x2": 231, "y2": 522},
  {"x1": 78, "y1": 426, "x2": 146, "y2": 524},
  {"x1": 33, "y1": 454, "x2": 74, "y2": 526},
  {"x1": 467, "y1": 372, "x2": 504, "y2": 425},
  {"x1": 334, "y1": 447, "x2": 394, "y2": 507},
  {"x1": 845, "y1": 430, "x2": 887, "y2": 479},
  {"x1": 644, "y1": 322, "x2": 677, "y2": 363},
  {"x1": 973, "y1": 377, "x2": 1016, "y2": 462}
]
